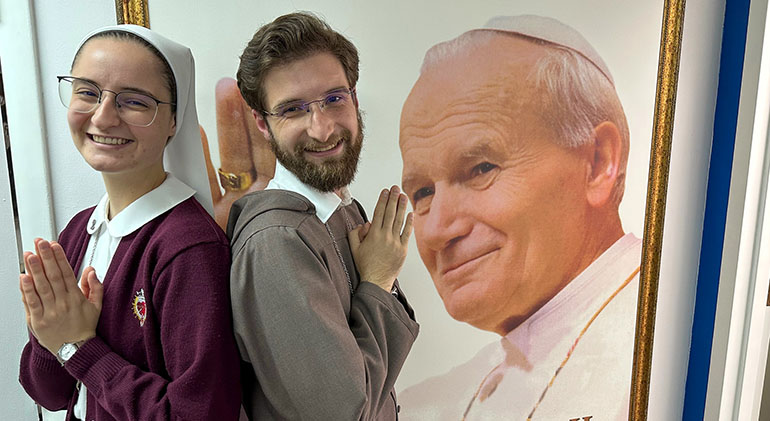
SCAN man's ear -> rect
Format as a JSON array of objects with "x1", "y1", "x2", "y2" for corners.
[
  {"x1": 253, "y1": 109, "x2": 272, "y2": 140},
  {"x1": 585, "y1": 121, "x2": 622, "y2": 208}
]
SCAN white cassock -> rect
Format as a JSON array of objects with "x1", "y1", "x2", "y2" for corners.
[{"x1": 400, "y1": 233, "x2": 642, "y2": 421}]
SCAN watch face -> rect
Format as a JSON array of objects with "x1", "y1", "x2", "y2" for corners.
[{"x1": 59, "y1": 343, "x2": 78, "y2": 361}]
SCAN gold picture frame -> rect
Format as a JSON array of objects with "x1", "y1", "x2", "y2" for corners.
[
  {"x1": 117, "y1": 1, "x2": 688, "y2": 419},
  {"x1": 115, "y1": 0, "x2": 150, "y2": 28},
  {"x1": 631, "y1": 0, "x2": 686, "y2": 419}
]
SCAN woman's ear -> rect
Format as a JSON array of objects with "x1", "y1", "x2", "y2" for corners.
[
  {"x1": 585, "y1": 121, "x2": 622, "y2": 208},
  {"x1": 166, "y1": 115, "x2": 177, "y2": 144}
]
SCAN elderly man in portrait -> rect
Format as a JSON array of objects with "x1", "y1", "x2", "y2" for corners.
[{"x1": 398, "y1": 15, "x2": 642, "y2": 420}]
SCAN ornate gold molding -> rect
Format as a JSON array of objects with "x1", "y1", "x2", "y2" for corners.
[
  {"x1": 115, "y1": 0, "x2": 150, "y2": 27},
  {"x1": 630, "y1": 0, "x2": 686, "y2": 419}
]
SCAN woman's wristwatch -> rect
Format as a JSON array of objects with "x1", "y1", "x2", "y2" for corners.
[{"x1": 56, "y1": 339, "x2": 89, "y2": 366}]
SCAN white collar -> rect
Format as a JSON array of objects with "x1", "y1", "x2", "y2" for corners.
[
  {"x1": 86, "y1": 174, "x2": 195, "y2": 238},
  {"x1": 503, "y1": 232, "x2": 642, "y2": 360},
  {"x1": 266, "y1": 161, "x2": 352, "y2": 223}
]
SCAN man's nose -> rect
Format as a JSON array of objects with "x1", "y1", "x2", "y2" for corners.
[
  {"x1": 90, "y1": 93, "x2": 121, "y2": 129},
  {"x1": 420, "y1": 184, "x2": 473, "y2": 251},
  {"x1": 305, "y1": 103, "x2": 335, "y2": 142}
]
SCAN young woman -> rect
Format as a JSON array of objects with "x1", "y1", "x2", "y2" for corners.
[{"x1": 18, "y1": 25, "x2": 241, "y2": 420}]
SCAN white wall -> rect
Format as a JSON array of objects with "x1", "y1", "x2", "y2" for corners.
[
  {"x1": 646, "y1": 1, "x2": 730, "y2": 419},
  {"x1": 32, "y1": 0, "x2": 113, "y2": 229},
  {"x1": 0, "y1": 0, "x2": 114, "y2": 418},
  {"x1": 705, "y1": 0, "x2": 770, "y2": 417},
  {"x1": 0, "y1": 78, "x2": 35, "y2": 418},
  {"x1": 0, "y1": 0, "x2": 52, "y2": 418}
]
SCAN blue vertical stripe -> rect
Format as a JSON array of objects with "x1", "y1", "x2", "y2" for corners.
[{"x1": 682, "y1": 0, "x2": 751, "y2": 419}]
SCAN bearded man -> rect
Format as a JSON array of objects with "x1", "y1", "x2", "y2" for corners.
[{"x1": 228, "y1": 12, "x2": 419, "y2": 420}]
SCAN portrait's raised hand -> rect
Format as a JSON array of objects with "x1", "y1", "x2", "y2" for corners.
[
  {"x1": 19, "y1": 238, "x2": 101, "y2": 355},
  {"x1": 348, "y1": 186, "x2": 414, "y2": 292},
  {"x1": 201, "y1": 77, "x2": 276, "y2": 229}
]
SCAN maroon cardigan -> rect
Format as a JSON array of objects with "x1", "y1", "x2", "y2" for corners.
[{"x1": 19, "y1": 198, "x2": 241, "y2": 420}]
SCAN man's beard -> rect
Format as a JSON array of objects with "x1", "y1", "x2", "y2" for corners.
[{"x1": 267, "y1": 112, "x2": 364, "y2": 192}]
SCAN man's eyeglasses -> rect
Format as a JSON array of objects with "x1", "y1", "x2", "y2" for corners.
[
  {"x1": 57, "y1": 76, "x2": 175, "y2": 127},
  {"x1": 263, "y1": 88, "x2": 356, "y2": 121}
]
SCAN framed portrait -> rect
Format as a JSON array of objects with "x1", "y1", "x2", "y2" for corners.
[{"x1": 119, "y1": 0, "x2": 687, "y2": 419}]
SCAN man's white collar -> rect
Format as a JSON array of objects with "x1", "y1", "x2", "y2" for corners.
[{"x1": 267, "y1": 161, "x2": 352, "y2": 223}]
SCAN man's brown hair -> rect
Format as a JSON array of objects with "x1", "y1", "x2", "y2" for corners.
[{"x1": 237, "y1": 12, "x2": 359, "y2": 114}]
